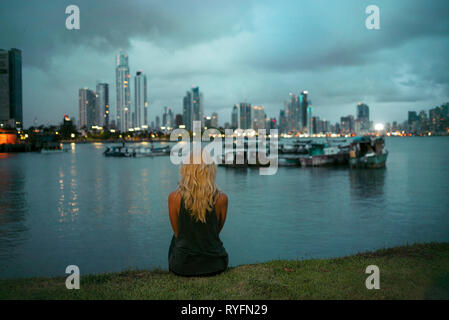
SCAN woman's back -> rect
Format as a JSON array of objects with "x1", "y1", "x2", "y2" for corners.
[{"x1": 168, "y1": 193, "x2": 228, "y2": 276}]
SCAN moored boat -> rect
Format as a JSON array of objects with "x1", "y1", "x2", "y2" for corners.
[
  {"x1": 299, "y1": 143, "x2": 349, "y2": 167},
  {"x1": 103, "y1": 144, "x2": 171, "y2": 157},
  {"x1": 349, "y1": 136, "x2": 388, "y2": 169},
  {"x1": 40, "y1": 143, "x2": 68, "y2": 153}
]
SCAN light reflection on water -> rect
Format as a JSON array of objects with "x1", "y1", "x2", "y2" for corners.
[{"x1": 0, "y1": 137, "x2": 448, "y2": 278}]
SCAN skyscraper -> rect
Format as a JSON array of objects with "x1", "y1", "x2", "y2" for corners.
[
  {"x1": 183, "y1": 86, "x2": 203, "y2": 130},
  {"x1": 0, "y1": 50, "x2": 9, "y2": 127},
  {"x1": 0, "y1": 48, "x2": 22, "y2": 128},
  {"x1": 96, "y1": 83, "x2": 109, "y2": 128},
  {"x1": 183, "y1": 91, "x2": 192, "y2": 130},
  {"x1": 192, "y1": 86, "x2": 203, "y2": 127},
  {"x1": 307, "y1": 103, "x2": 313, "y2": 135},
  {"x1": 340, "y1": 115, "x2": 355, "y2": 134},
  {"x1": 168, "y1": 108, "x2": 174, "y2": 129},
  {"x1": 134, "y1": 70, "x2": 148, "y2": 129},
  {"x1": 162, "y1": 107, "x2": 168, "y2": 127},
  {"x1": 175, "y1": 114, "x2": 183, "y2": 127},
  {"x1": 204, "y1": 116, "x2": 212, "y2": 128},
  {"x1": 211, "y1": 112, "x2": 218, "y2": 128},
  {"x1": 279, "y1": 109, "x2": 287, "y2": 133},
  {"x1": 356, "y1": 102, "x2": 370, "y2": 134},
  {"x1": 252, "y1": 105, "x2": 265, "y2": 130},
  {"x1": 239, "y1": 102, "x2": 252, "y2": 129},
  {"x1": 299, "y1": 91, "x2": 308, "y2": 131},
  {"x1": 78, "y1": 88, "x2": 96, "y2": 130},
  {"x1": 231, "y1": 105, "x2": 238, "y2": 129},
  {"x1": 116, "y1": 51, "x2": 131, "y2": 132},
  {"x1": 286, "y1": 93, "x2": 300, "y2": 131}
]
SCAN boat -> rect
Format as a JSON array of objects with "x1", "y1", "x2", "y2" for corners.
[
  {"x1": 278, "y1": 154, "x2": 301, "y2": 166},
  {"x1": 149, "y1": 145, "x2": 171, "y2": 156},
  {"x1": 278, "y1": 141, "x2": 309, "y2": 155},
  {"x1": 103, "y1": 146, "x2": 132, "y2": 157},
  {"x1": 299, "y1": 143, "x2": 349, "y2": 167},
  {"x1": 40, "y1": 143, "x2": 68, "y2": 153},
  {"x1": 349, "y1": 136, "x2": 388, "y2": 169},
  {"x1": 217, "y1": 150, "x2": 248, "y2": 168},
  {"x1": 103, "y1": 144, "x2": 171, "y2": 157}
]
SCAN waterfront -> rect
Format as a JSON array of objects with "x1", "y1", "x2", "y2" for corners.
[{"x1": 0, "y1": 137, "x2": 448, "y2": 279}]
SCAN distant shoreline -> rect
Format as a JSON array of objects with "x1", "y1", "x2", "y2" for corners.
[{"x1": 60, "y1": 135, "x2": 449, "y2": 144}]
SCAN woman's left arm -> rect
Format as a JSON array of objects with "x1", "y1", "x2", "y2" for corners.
[
  {"x1": 168, "y1": 191, "x2": 181, "y2": 237},
  {"x1": 216, "y1": 193, "x2": 228, "y2": 232}
]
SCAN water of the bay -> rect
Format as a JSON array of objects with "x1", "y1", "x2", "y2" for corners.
[{"x1": 0, "y1": 137, "x2": 448, "y2": 278}]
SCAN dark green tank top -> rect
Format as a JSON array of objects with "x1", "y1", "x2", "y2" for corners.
[{"x1": 168, "y1": 196, "x2": 228, "y2": 276}]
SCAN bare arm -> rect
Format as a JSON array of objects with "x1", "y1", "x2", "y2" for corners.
[
  {"x1": 168, "y1": 191, "x2": 181, "y2": 237},
  {"x1": 215, "y1": 192, "x2": 228, "y2": 232}
]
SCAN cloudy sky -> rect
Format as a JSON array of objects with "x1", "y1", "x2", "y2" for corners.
[{"x1": 1, "y1": 0, "x2": 448, "y2": 128}]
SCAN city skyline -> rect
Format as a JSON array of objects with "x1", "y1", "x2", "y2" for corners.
[{"x1": 1, "y1": 0, "x2": 449, "y2": 128}]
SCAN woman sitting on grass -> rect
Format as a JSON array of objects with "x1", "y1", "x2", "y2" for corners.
[{"x1": 168, "y1": 151, "x2": 228, "y2": 277}]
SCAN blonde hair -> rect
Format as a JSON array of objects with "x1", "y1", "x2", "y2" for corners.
[{"x1": 178, "y1": 151, "x2": 219, "y2": 223}]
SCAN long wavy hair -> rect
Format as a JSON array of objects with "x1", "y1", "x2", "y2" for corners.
[{"x1": 178, "y1": 151, "x2": 219, "y2": 223}]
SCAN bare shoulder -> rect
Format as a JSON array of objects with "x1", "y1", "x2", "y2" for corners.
[
  {"x1": 168, "y1": 190, "x2": 181, "y2": 203},
  {"x1": 215, "y1": 192, "x2": 228, "y2": 207}
]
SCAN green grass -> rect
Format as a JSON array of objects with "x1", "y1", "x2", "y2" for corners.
[{"x1": 1, "y1": 242, "x2": 448, "y2": 300}]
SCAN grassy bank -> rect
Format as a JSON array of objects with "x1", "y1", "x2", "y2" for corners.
[{"x1": 1, "y1": 243, "x2": 448, "y2": 299}]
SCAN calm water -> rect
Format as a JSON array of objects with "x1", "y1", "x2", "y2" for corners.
[{"x1": 0, "y1": 137, "x2": 448, "y2": 279}]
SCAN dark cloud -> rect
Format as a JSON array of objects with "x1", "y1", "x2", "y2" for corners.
[
  {"x1": 0, "y1": 0, "x2": 255, "y2": 68},
  {"x1": 1, "y1": 0, "x2": 448, "y2": 127}
]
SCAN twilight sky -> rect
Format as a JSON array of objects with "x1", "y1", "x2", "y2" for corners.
[{"x1": 1, "y1": 0, "x2": 449, "y2": 128}]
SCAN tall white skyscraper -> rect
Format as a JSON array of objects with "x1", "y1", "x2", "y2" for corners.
[
  {"x1": 134, "y1": 70, "x2": 148, "y2": 129},
  {"x1": 116, "y1": 51, "x2": 131, "y2": 131}
]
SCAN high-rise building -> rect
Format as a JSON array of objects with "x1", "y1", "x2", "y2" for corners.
[
  {"x1": 0, "y1": 50, "x2": 9, "y2": 127},
  {"x1": 134, "y1": 70, "x2": 148, "y2": 129},
  {"x1": 155, "y1": 116, "x2": 160, "y2": 130},
  {"x1": 0, "y1": 48, "x2": 22, "y2": 128},
  {"x1": 162, "y1": 107, "x2": 168, "y2": 127},
  {"x1": 192, "y1": 87, "x2": 203, "y2": 127},
  {"x1": 239, "y1": 103, "x2": 251, "y2": 129},
  {"x1": 340, "y1": 115, "x2": 355, "y2": 134},
  {"x1": 78, "y1": 88, "x2": 96, "y2": 130},
  {"x1": 266, "y1": 117, "x2": 276, "y2": 130},
  {"x1": 116, "y1": 51, "x2": 131, "y2": 132},
  {"x1": 204, "y1": 116, "x2": 212, "y2": 128},
  {"x1": 211, "y1": 112, "x2": 218, "y2": 128},
  {"x1": 96, "y1": 83, "x2": 109, "y2": 128},
  {"x1": 408, "y1": 111, "x2": 418, "y2": 126},
  {"x1": 183, "y1": 86, "x2": 203, "y2": 130},
  {"x1": 286, "y1": 93, "x2": 300, "y2": 131},
  {"x1": 231, "y1": 105, "x2": 238, "y2": 129},
  {"x1": 175, "y1": 114, "x2": 183, "y2": 127},
  {"x1": 356, "y1": 102, "x2": 370, "y2": 134},
  {"x1": 299, "y1": 91, "x2": 309, "y2": 131},
  {"x1": 168, "y1": 108, "x2": 174, "y2": 129},
  {"x1": 252, "y1": 105, "x2": 266, "y2": 130},
  {"x1": 279, "y1": 109, "x2": 287, "y2": 133},
  {"x1": 183, "y1": 91, "x2": 192, "y2": 130}
]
